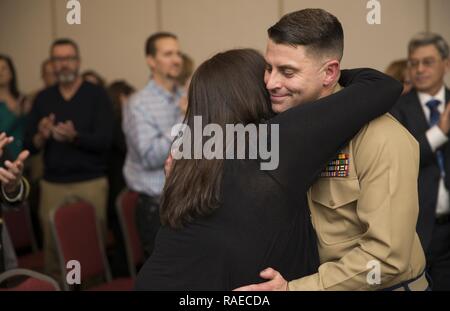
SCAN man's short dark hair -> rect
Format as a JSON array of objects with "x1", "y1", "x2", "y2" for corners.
[
  {"x1": 268, "y1": 8, "x2": 344, "y2": 60},
  {"x1": 145, "y1": 32, "x2": 178, "y2": 56},
  {"x1": 50, "y1": 38, "x2": 80, "y2": 57}
]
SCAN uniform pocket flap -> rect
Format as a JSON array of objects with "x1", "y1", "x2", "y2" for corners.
[{"x1": 310, "y1": 178, "x2": 360, "y2": 209}]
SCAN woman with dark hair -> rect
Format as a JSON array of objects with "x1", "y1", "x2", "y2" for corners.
[
  {"x1": 0, "y1": 55, "x2": 30, "y2": 158},
  {"x1": 135, "y1": 49, "x2": 402, "y2": 290}
]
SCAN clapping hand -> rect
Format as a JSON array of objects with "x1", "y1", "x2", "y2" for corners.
[
  {"x1": 52, "y1": 120, "x2": 78, "y2": 142},
  {"x1": 0, "y1": 132, "x2": 30, "y2": 194}
]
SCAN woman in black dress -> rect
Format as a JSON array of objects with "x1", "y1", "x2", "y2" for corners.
[{"x1": 135, "y1": 49, "x2": 402, "y2": 290}]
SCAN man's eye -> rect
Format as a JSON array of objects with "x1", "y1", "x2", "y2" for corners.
[{"x1": 283, "y1": 71, "x2": 294, "y2": 77}]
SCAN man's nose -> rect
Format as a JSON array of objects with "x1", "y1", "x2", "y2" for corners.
[
  {"x1": 416, "y1": 62, "x2": 426, "y2": 73},
  {"x1": 173, "y1": 55, "x2": 182, "y2": 65},
  {"x1": 265, "y1": 72, "x2": 282, "y2": 91}
]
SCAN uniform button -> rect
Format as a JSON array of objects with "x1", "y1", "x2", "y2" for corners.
[{"x1": 329, "y1": 200, "x2": 335, "y2": 207}]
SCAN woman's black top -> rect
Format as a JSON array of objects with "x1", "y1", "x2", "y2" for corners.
[{"x1": 135, "y1": 69, "x2": 402, "y2": 290}]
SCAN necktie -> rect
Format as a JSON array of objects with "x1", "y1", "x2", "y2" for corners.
[{"x1": 426, "y1": 99, "x2": 445, "y2": 177}]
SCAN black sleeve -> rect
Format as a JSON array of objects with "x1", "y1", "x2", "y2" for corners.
[
  {"x1": 415, "y1": 134, "x2": 438, "y2": 168},
  {"x1": 266, "y1": 68, "x2": 403, "y2": 195},
  {"x1": 75, "y1": 88, "x2": 113, "y2": 153},
  {"x1": 23, "y1": 92, "x2": 44, "y2": 155}
]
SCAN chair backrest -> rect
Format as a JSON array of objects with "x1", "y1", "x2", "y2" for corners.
[
  {"x1": 0, "y1": 268, "x2": 60, "y2": 291},
  {"x1": 116, "y1": 189, "x2": 143, "y2": 277},
  {"x1": 3, "y1": 202, "x2": 38, "y2": 251},
  {"x1": 50, "y1": 199, "x2": 111, "y2": 290}
]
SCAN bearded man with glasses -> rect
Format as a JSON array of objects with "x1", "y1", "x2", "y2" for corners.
[{"x1": 24, "y1": 38, "x2": 113, "y2": 281}]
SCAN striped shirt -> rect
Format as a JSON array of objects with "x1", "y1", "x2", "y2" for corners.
[{"x1": 122, "y1": 80, "x2": 182, "y2": 196}]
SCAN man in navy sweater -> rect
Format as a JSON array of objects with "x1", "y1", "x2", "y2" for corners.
[{"x1": 24, "y1": 38, "x2": 113, "y2": 280}]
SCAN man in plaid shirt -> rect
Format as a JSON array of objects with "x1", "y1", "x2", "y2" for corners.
[{"x1": 122, "y1": 32, "x2": 183, "y2": 259}]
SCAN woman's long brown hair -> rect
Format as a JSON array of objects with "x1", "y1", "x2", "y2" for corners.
[{"x1": 160, "y1": 49, "x2": 273, "y2": 228}]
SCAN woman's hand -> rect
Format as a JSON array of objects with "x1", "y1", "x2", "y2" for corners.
[{"x1": 0, "y1": 132, "x2": 30, "y2": 194}]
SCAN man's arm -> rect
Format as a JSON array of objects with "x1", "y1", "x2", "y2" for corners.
[
  {"x1": 391, "y1": 101, "x2": 450, "y2": 168},
  {"x1": 289, "y1": 116, "x2": 420, "y2": 290},
  {"x1": 123, "y1": 98, "x2": 173, "y2": 170},
  {"x1": 236, "y1": 116, "x2": 421, "y2": 291},
  {"x1": 24, "y1": 93, "x2": 47, "y2": 154}
]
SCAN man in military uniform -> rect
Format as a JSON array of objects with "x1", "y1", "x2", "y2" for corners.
[{"x1": 235, "y1": 9, "x2": 427, "y2": 291}]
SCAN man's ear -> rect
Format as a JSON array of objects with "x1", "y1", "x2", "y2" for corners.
[
  {"x1": 146, "y1": 55, "x2": 155, "y2": 71},
  {"x1": 322, "y1": 60, "x2": 340, "y2": 87},
  {"x1": 445, "y1": 58, "x2": 450, "y2": 74}
]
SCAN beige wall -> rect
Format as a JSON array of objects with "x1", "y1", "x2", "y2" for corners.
[
  {"x1": 1, "y1": 0, "x2": 449, "y2": 93},
  {"x1": 161, "y1": 0, "x2": 279, "y2": 68},
  {"x1": 53, "y1": 0, "x2": 158, "y2": 90},
  {"x1": 429, "y1": 0, "x2": 450, "y2": 86},
  {"x1": 0, "y1": 0, "x2": 53, "y2": 93},
  {"x1": 283, "y1": 0, "x2": 427, "y2": 71}
]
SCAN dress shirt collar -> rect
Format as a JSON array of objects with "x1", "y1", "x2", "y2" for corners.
[{"x1": 418, "y1": 84, "x2": 446, "y2": 108}]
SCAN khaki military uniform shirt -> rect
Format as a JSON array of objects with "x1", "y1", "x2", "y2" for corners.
[{"x1": 288, "y1": 113, "x2": 426, "y2": 290}]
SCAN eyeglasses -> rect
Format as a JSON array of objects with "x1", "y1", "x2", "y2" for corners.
[
  {"x1": 407, "y1": 58, "x2": 441, "y2": 69},
  {"x1": 51, "y1": 56, "x2": 79, "y2": 63}
]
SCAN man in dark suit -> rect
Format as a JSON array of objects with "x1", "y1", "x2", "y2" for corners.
[
  {"x1": 0, "y1": 132, "x2": 30, "y2": 273},
  {"x1": 391, "y1": 32, "x2": 450, "y2": 290}
]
